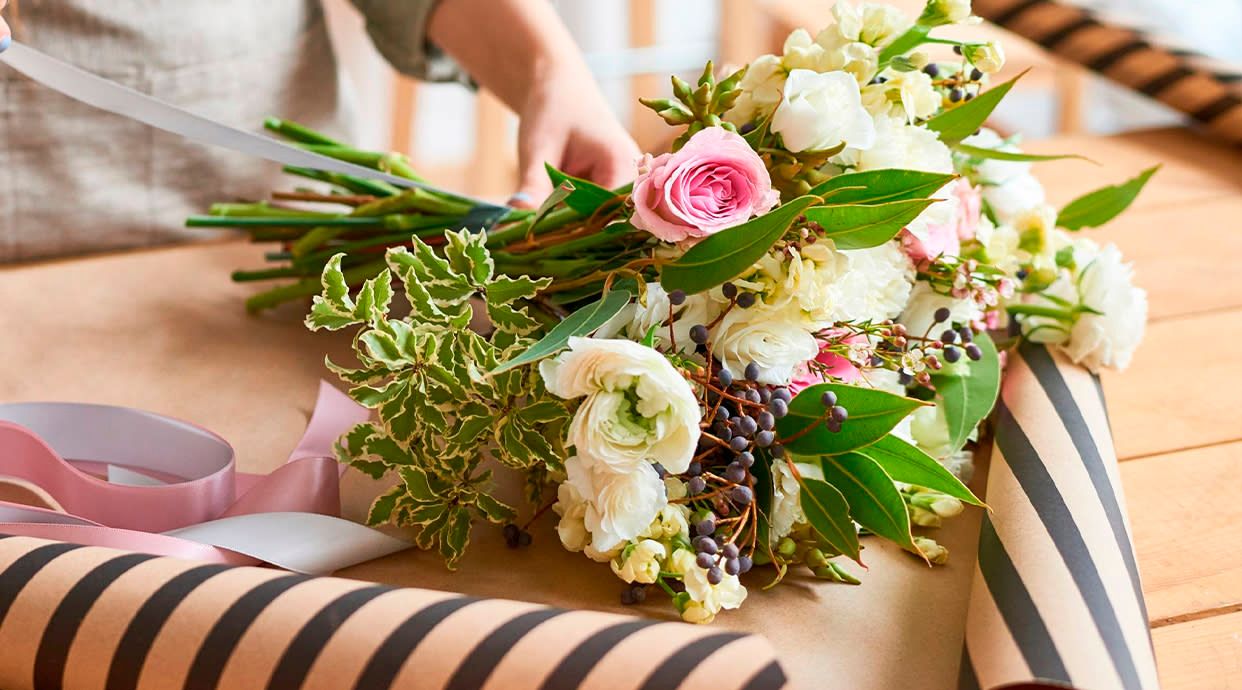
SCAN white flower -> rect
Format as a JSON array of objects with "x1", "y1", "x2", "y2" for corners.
[
  {"x1": 920, "y1": 0, "x2": 973, "y2": 26},
  {"x1": 598, "y1": 283, "x2": 720, "y2": 356},
  {"x1": 1010, "y1": 204, "x2": 1059, "y2": 269},
  {"x1": 541, "y1": 337, "x2": 701, "y2": 474},
  {"x1": 709, "y1": 302, "x2": 819, "y2": 385},
  {"x1": 642, "y1": 503, "x2": 691, "y2": 541},
  {"x1": 863, "y1": 69, "x2": 940, "y2": 122},
  {"x1": 772, "y1": 69, "x2": 876, "y2": 153},
  {"x1": 966, "y1": 41, "x2": 1005, "y2": 74},
  {"x1": 1043, "y1": 244, "x2": 1147, "y2": 372},
  {"x1": 900, "y1": 282, "x2": 984, "y2": 337},
  {"x1": 770, "y1": 461, "x2": 825, "y2": 541},
  {"x1": 909, "y1": 403, "x2": 954, "y2": 458},
  {"x1": 825, "y1": 1, "x2": 911, "y2": 49},
  {"x1": 856, "y1": 115, "x2": 953, "y2": 173},
  {"x1": 565, "y1": 455, "x2": 668, "y2": 553},
  {"x1": 611, "y1": 539, "x2": 667, "y2": 584},
  {"x1": 671, "y1": 549, "x2": 747, "y2": 624},
  {"x1": 983, "y1": 173, "x2": 1047, "y2": 225},
  {"x1": 782, "y1": 29, "x2": 832, "y2": 72},
  {"x1": 554, "y1": 475, "x2": 591, "y2": 552},
  {"x1": 831, "y1": 243, "x2": 917, "y2": 322},
  {"x1": 961, "y1": 128, "x2": 1030, "y2": 186},
  {"x1": 727, "y1": 54, "x2": 785, "y2": 124}
]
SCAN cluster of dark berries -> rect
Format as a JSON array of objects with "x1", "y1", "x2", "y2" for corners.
[
  {"x1": 502, "y1": 523, "x2": 532, "y2": 548},
  {"x1": 930, "y1": 307, "x2": 984, "y2": 363},
  {"x1": 619, "y1": 583, "x2": 648, "y2": 605},
  {"x1": 692, "y1": 516, "x2": 753, "y2": 582},
  {"x1": 926, "y1": 53, "x2": 984, "y2": 104},
  {"x1": 817, "y1": 390, "x2": 850, "y2": 434}
]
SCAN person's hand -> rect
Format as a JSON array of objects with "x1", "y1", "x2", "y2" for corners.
[
  {"x1": 0, "y1": 0, "x2": 12, "y2": 52},
  {"x1": 512, "y1": 67, "x2": 640, "y2": 207}
]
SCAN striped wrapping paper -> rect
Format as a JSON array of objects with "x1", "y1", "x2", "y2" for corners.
[
  {"x1": 960, "y1": 344, "x2": 1158, "y2": 690},
  {"x1": 973, "y1": 0, "x2": 1242, "y2": 144},
  {"x1": 0, "y1": 535, "x2": 787, "y2": 690}
]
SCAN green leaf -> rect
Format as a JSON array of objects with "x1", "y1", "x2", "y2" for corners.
[
  {"x1": 440, "y1": 506, "x2": 472, "y2": 568},
  {"x1": 807, "y1": 169, "x2": 956, "y2": 206},
  {"x1": 471, "y1": 492, "x2": 516, "y2": 523},
  {"x1": 545, "y1": 163, "x2": 621, "y2": 216},
  {"x1": 799, "y1": 477, "x2": 861, "y2": 562},
  {"x1": 487, "y1": 275, "x2": 553, "y2": 306},
  {"x1": 1056, "y1": 166, "x2": 1159, "y2": 230},
  {"x1": 925, "y1": 70, "x2": 1026, "y2": 144},
  {"x1": 306, "y1": 255, "x2": 364, "y2": 331},
  {"x1": 818, "y1": 454, "x2": 917, "y2": 554},
  {"x1": 443, "y1": 228, "x2": 494, "y2": 286},
  {"x1": 803, "y1": 199, "x2": 937, "y2": 250},
  {"x1": 387, "y1": 240, "x2": 473, "y2": 305},
  {"x1": 367, "y1": 486, "x2": 403, "y2": 525},
  {"x1": 954, "y1": 143, "x2": 1095, "y2": 164},
  {"x1": 776, "y1": 383, "x2": 927, "y2": 456},
  {"x1": 750, "y1": 449, "x2": 776, "y2": 552},
  {"x1": 660, "y1": 195, "x2": 820, "y2": 295},
  {"x1": 486, "y1": 302, "x2": 543, "y2": 336},
  {"x1": 932, "y1": 331, "x2": 1001, "y2": 454},
  {"x1": 858, "y1": 435, "x2": 982, "y2": 506},
  {"x1": 491, "y1": 288, "x2": 633, "y2": 374}
]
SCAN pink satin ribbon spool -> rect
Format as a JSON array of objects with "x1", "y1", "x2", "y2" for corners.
[{"x1": 0, "y1": 382, "x2": 409, "y2": 573}]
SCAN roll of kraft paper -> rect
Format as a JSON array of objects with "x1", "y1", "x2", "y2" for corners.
[
  {"x1": 960, "y1": 345, "x2": 1158, "y2": 690},
  {"x1": 0, "y1": 534, "x2": 787, "y2": 690},
  {"x1": 974, "y1": 0, "x2": 1242, "y2": 145}
]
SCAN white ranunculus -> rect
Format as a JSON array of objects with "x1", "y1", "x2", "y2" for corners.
[
  {"x1": 565, "y1": 455, "x2": 668, "y2": 553},
  {"x1": 770, "y1": 461, "x2": 825, "y2": 541},
  {"x1": 554, "y1": 473, "x2": 591, "y2": 552},
  {"x1": 598, "y1": 283, "x2": 719, "y2": 356},
  {"x1": 671, "y1": 549, "x2": 747, "y2": 624},
  {"x1": 782, "y1": 29, "x2": 832, "y2": 72},
  {"x1": 1054, "y1": 244, "x2": 1147, "y2": 372},
  {"x1": 831, "y1": 242, "x2": 917, "y2": 323},
  {"x1": 909, "y1": 404, "x2": 954, "y2": 458},
  {"x1": 727, "y1": 54, "x2": 786, "y2": 124},
  {"x1": 642, "y1": 503, "x2": 691, "y2": 541},
  {"x1": 541, "y1": 337, "x2": 701, "y2": 474},
  {"x1": 900, "y1": 282, "x2": 984, "y2": 337},
  {"x1": 709, "y1": 302, "x2": 819, "y2": 385},
  {"x1": 857, "y1": 115, "x2": 953, "y2": 173},
  {"x1": 982, "y1": 173, "x2": 1047, "y2": 224},
  {"x1": 611, "y1": 539, "x2": 667, "y2": 584},
  {"x1": 863, "y1": 69, "x2": 940, "y2": 122},
  {"x1": 772, "y1": 69, "x2": 876, "y2": 153}
]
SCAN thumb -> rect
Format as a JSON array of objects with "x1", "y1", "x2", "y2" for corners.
[{"x1": 512, "y1": 143, "x2": 560, "y2": 209}]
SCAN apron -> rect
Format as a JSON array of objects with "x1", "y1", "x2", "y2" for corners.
[{"x1": 0, "y1": 0, "x2": 353, "y2": 262}]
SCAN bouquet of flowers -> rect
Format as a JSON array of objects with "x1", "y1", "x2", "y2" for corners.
[{"x1": 195, "y1": 0, "x2": 1151, "y2": 623}]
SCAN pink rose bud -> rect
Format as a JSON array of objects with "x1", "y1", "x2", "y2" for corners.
[{"x1": 630, "y1": 127, "x2": 780, "y2": 243}]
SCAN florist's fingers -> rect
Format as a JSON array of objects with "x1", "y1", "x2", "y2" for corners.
[
  {"x1": 513, "y1": 143, "x2": 560, "y2": 208},
  {"x1": 593, "y1": 137, "x2": 642, "y2": 190}
]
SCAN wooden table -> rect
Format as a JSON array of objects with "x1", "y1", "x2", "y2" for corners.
[{"x1": 0, "y1": 127, "x2": 1239, "y2": 689}]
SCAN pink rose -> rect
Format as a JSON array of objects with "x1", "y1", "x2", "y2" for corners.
[
  {"x1": 630, "y1": 127, "x2": 779, "y2": 243},
  {"x1": 950, "y1": 179, "x2": 982, "y2": 241},
  {"x1": 789, "y1": 332, "x2": 866, "y2": 393},
  {"x1": 900, "y1": 180, "x2": 981, "y2": 263}
]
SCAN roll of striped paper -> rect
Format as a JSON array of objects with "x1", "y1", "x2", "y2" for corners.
[
  {"x1": 973, "y1": 0, "x2": 1242, "y2": 144},
  {"x1": 0, "y1": 534, "x2": 786, "y2": 690},
  {"x1": 960, "y1": 344, "x2": 1158, "y2": 690}
]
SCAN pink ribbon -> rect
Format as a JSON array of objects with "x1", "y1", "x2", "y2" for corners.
[{"x1": 0, "y1": 382, "x2": 409, "y2": 573}]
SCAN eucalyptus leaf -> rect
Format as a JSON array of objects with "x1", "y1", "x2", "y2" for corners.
[
  {"x1": 803, "y1": 199, "x2": 937, "y2": 250},
  {"x1": 807, "y1": 169, "x2": 956, "y2": 205},
  {"x1": 798, "y1": 477, "x2": 861, "y2": 562},
  {"x1": 954, "y1": 143, "x2": 1095, "y2": 164},
  {"x1": 491, "y1": 288, "x2": 633, "y2": 374},
  {"x1": 818, "y1": 453, "x2": 917, "y2": 553},
  {"x1": 932, "y1": 331, "x2": 1001, "y2": 454},
  {"x1": 925, "y1": 70, "x2": 1027, "y2": 143},
  {"x1": 660, "y1": 195, "x2": 820, "y2": 295},
  {"x1": 856, "y1": 435, "x2": 982, "y2": 506},
  {"x1": 1057, "y1": 166, "x2": 1159, "y2": 230},
  {"x1": 776, "y1": 383, "x2": 927, "y2": 456}
]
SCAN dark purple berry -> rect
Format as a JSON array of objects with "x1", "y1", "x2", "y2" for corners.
[
  {"x1": 717, "y1": 368, "x2": 734, "y2": 387},
  {"x1": 941, "y1": 329, "x2": 958, "y2": 344},
  {"x1": 769, "y1": 398, "x2": 788, "y2": 419},
  {"x1": 503, "y1": 523, "x2": 520, "y2": 548},
  {"x1": 770, "y1": 443, "x2": 785, "y2": 459},
  {"x1": 745, "y1": 388, "x2": 762, "y2": 403},
  {"x1": 744, "y1": 362, "x2": 761, "y2": 381},
  {"x1": 923, "y1": 63, "x2": 940, "y2": 77},
  {"x1": 970, "y1": 67, "x2": 984, "y2": 81},
  {"x1": 715, "y1": 406, "x2": 729, "y2": 421},
  {"x1": 820, "y1": 391, "x2": 838, "y2": 407},
  {"x1": 707, "y1": 566, "x2": 724, "y2": 585},
  {"x1": 738, "y1": 556, "x2": 754, "y2": 573},
  {"x1": 772, "y1": 387, "x2": 792, "y2": 403},
  {"x1": 722, "y1": 282, "x2": 738, "y2": 299},
  {"x1": 958, "y1": 327, "x2": 973, "y2": 343},
  {"x1": 621, "y1": 587, "x2": 636, "y2": 605},
  {"x1": 725, "y1": 558, "x2": 741, "y2": 575},
  {"x1": 729, "y1": 436, "x2": 749, "y2": 452},
  {"x1": 758, "y1": 411, "x2": 775, "y2": 431},
  {"x1": 949, "y1": 88, "x2": 964, "y2": 103},
  {"x1": 738, "y1": 415, "x2": 758, "y2": 435},
  {"x1": 758, "y1": 387, "x2": 772, "y2": 404},
  {"x1": 952, "y1": 44, "x2": 963, "y2": 55},
  {"x1": 696, "y1": 552, "x2": 715, "y2": 569},
  {"x1": 738, "y1": 451, "x2": 755, "y2": 468},
  {"x1": 965, "y1": 343, "x2": 983, "y2": 361},
  {"x1": 694, "y1": 536, "x2": 718, "y2": 555},
  {"x1": 517, "y1": 530, "x2": 532, "y2": 546},
  {"x1": 826, "y1": 419, "x2": 843, "y2": 433},
  {"x1": 695, "y1": 517, "x2": 716, "y2": 536},
  {"x1": 689, "y1": 324, "x2": 709, "y2": 344},
  {"x1": 688, "y1": 476, "x2": 707, "y2": 494},
  {"x1": 688, "y1": 460, "x2": 702, "y2": 476},
  {"x1": 669, "y1": 289, "x2": 687, "y2": 306},
  {"x1": 722, "y1": 542, "x2": 739, "y2": 559},
  {"x1": 725, "y1": 464, "x2": 746, "y2": 483},
  {"x1": 730, "y1": 486, "x2": 754, "y2": 505},
  {"x1": 630, "y1": 584, "x2": 647, "y2": 603},
  {"x1": 755, "y1": 430, "x2": 774, "y2": 448},
  {"x1": 898, "y1": 370, "x2": 914, "y2": 385},
  {"x1": 934, "y1": 307, "x2": 952, "y2": 323},
  {"x1": 944, "y1": 346, "x2": 962, "y2": 363},
  {"x1": 830, "y1": 405, "x2": 848, "y2": 423},
  {"x1": 736, "y1": 292, "x2": 757, "y2": 308}
]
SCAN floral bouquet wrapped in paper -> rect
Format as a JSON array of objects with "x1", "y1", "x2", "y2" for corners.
[{"x1": 195, "y1": 0, "x2": 1151, "y2": 624}]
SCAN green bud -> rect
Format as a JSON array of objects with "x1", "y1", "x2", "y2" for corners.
[
  {"x1": 698, "y1": 60, "x2": 716, "y2": 88},
  {"x1": 778, "y1": 537, "x2": 798, "y2": 557},
  {"x1": 659, "y1": 106, "x2": 695, "y2": 126},
  {"x1": 705, "y1": 114, "x2": 722, "y2": 128},
  {"x1": 813, "y1": 562, "x2": 861, "y2": 584},
  {"x1": 692, "y1": 83, "x2": 712, "y2": 113},
  {"x1": 712, "y1": 89, "x2": 741, "y2": 114},
  {"x1": 672, "y1": 591, "x2": 691, "y2": 612},
  {"x1": 716, "y1": 65, "x2": 748, "y2": 93},
  {"x1": 671, "y1": 75, "x2": 694, "y2": 104},
  {"x1": 914, "y1": 536, "x2": 950, "y2": 565},
  {"x1": 806, "y1": 548, "x2": 828, "y2": 568},
  {"x1": 910, "y1": 506, "x2": 943, "y2": 528}
]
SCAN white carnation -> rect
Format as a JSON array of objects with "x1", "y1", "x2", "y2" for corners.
[
  {"x1": 598, "y1": 282, "x2": 719, "y2": 356},
  {"x1": 755, "y1": 241, "x2": 913, "y2": 328},
  {"x1": 727, "y1": 54, "x2": 785, "y2": 124},
  {"x1": 983, "y1": 174, "x2": 1047, "y2": 224},
  {"x1": 541, "y1": 337, "x2": 701, "y2": 474},
  {"x1": 1043, "y1": 244, "x2": 1147, "y2": 372},
  {"x1": 770, "y1": 461, "x2": 825, "y2": 541},
  {"x1": 565, "y1": 455, "x2": 668, "y2": 553},
  {"x1": 900, "y1": 282, "x2": 983, "y2": 337},
  {"x1": 831, "y1": 242, "x2": 917, "y2": 322},
  {"x1": 773, "y1": 69, "x2": 877, "y2": 153},
  {"x1": 709, "y1": 302, "x2": 819, "y2": 385},
  {"x1": 856, "y1": 115, "x2": 953, "y2": 173},
  {"x1": 611, "y1": 539, "x2": 667, "y2": 584}
]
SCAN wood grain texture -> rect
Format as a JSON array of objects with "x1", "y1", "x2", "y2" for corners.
[{"x1": 1151, "y1": 611, "x2": 1242, "y2": 690}]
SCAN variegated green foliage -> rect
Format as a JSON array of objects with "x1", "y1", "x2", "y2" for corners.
[{"x1": 307, "y1": 230, "x2": 569, "y2": 568}]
